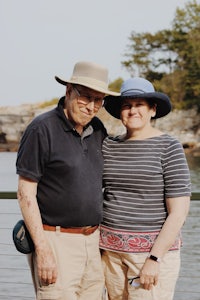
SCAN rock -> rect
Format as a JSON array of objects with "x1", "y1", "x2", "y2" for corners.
[{"x1": 0, "y1": 103, "x2": 199, "y2": 152}]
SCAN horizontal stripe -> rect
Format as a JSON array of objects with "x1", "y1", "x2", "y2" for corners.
[{"x1": 101, "y1": 134, "x2": 191, "y2": 231}]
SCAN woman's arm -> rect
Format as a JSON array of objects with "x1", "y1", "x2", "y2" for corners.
[
  {"x1": 150, "y1": 196, "x2": 190, "y2": 257},
  {"x1": 139, "y1": 196, "x2": 190, "y2": 290}
]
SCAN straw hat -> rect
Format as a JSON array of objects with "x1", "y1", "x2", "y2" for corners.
[
  {"x1": 104, "y1": 77, "x2": 171, "y2": 119},
  {"x1": 55, "y1": 61, "x2": 120, "y2": 96}
]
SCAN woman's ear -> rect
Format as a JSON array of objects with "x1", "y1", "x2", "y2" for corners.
[
  {"x1": 151, "y1": 111, "x2": 156, "y2": 118},
  {"x1": 151, "y1": 103, "x2": 157, "y2": 117}
]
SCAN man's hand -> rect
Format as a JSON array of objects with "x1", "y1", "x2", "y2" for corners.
[{"x1": 36, "y1": 244, "x2": 58, "y2": 285}]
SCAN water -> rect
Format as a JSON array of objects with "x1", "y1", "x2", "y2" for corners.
[
  {"x1": 0, "y1": 152, "x2": 199, "y2": 192},
  {"x1": 185, "y1": 153, "x2": 200, "y2": 192},
  {"x1": 0, "y1": 152, "x2": 199, "y2": 299},
  {"x1": 0, "y1": 152, "x2": 18, "y2": 191}
]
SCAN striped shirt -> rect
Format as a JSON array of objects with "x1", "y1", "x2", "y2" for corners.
[{"x1": 100, "y1": 134, "x2": 191, "y2": 252}]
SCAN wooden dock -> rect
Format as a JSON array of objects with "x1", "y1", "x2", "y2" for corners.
[{"x1": 0, "y1": 198, "x2": 200, "y2": 300}]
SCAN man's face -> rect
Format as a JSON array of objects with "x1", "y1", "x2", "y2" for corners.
[{"x1": 64, "y1": 84, "x2": 105, "y2": 132}]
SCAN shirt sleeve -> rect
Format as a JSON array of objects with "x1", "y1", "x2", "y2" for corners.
[
  {"x1": 16, "y1": 122, "x2": 49, "y2": 182},
  {"x1": 162, "y1": 138, "x2": 191, "y2": 198}
]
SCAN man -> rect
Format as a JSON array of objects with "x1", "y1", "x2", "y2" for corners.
[{"x1": 16, "y1": 61, "x2": 119, "y2": 300}]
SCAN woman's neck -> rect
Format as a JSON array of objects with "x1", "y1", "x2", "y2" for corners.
[{"x1": 124, "y1": 126, "x2": 163, "y2": 141}]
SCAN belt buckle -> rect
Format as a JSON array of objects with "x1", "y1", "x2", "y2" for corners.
[{"x1": 82, "y1": 226, "x2": 92, "y2": 235}]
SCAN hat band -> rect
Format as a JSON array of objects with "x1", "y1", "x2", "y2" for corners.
[
  {"x1": 70, "y1": 76, "x2": 108, "y2": 90},
  {"x1": 121, "y1": 88, "x2": 154, "y2": 96}
]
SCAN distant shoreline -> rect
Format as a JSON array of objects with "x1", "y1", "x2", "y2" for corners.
[{"x1": 0, "y1": 142, "x2": 19, "y2": 152}]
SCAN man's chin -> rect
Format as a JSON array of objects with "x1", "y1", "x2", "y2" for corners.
[{"x1": 80, "y1": 116, "x2": 93, "y2": 125}]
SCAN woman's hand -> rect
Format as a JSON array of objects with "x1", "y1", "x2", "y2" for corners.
[{"x1": 139, "y1": 258, "x2": 159, "y2": 290}]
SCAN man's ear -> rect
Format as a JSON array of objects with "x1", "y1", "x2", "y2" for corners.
[{"x1": 66, "y1": 83, "x2": 72, "y2": 97}]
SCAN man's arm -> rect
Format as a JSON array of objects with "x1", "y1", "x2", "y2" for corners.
[{"x1": 17, "y1": 175, "x2": 58, "y2": 285}]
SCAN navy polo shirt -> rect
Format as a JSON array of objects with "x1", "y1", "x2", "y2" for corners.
[{"x1": 16, "y1": 97, "x2": 107, "y2": 227}]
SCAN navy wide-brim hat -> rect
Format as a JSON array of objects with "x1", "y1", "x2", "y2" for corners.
[{"x1": 104, "y1": 77, "x2": 172, "y2": 119}]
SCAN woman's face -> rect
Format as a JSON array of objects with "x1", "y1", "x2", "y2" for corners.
[{"x1": 120, "y1": 98, "x2": 156, "y2": 130}]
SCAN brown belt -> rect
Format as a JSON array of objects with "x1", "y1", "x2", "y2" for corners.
[{"x1": 43, "y1": 224, "x2": 98, "y2": 235}]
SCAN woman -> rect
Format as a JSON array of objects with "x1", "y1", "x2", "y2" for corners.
[{"x1": 100, "y1": 77, "x2": 191, "y2": 300}]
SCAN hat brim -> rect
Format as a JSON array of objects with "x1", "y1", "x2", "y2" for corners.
[
  {"x1": 55, "y1": 76, "x2": 120, "y2": 96},
  {"x1": 12, "y1": 220, "x2": 34, "y2": 254},
  {"x1": 104, "y1": 92, "x2": 171, "y2": 119}
]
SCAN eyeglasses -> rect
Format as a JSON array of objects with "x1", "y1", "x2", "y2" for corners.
[{"x1": 73, "y1": 86, "x2": 104, "y2": 111}]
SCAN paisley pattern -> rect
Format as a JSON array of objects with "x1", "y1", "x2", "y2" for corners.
[{"x1": 100, "y1": 225, "x2": 181, "y2": 253}]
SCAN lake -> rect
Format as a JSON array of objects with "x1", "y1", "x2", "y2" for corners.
[{"x1": 0, "y1": 151, "x2": 199, "y2": 192}]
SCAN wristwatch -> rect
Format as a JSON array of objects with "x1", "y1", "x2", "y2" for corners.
[{"x1": 147, "y1": 254, "x2": 161, "y2": 263}]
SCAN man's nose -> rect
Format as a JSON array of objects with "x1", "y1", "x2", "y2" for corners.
[{"x1": 86, "y1": 100, "x2": 95, "y2": 110}]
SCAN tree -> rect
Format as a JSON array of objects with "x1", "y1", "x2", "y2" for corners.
[
  {"x1": 121, "y1": 0, "x2": 200, "y2": 111},
  {"x1": 108, "y1": 77, "x2": 123, "y2": 92}
]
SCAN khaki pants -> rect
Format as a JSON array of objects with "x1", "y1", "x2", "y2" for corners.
[
  {"x1": 101, "y1": 250, "x2": 180, "y2": 300},
  {"x1": 28, "y1": 228, "x2": 104, "y2": 300}
]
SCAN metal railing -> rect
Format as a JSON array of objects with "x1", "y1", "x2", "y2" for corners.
[{"x1": 0, "y1": 198, "x2": 199, "y2": 300}]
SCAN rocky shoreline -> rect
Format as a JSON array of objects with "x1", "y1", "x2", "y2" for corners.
[
  {"x1": 0, "y1": 141, "x2": 19, "y2": 152},
  {"x1": 0, "y1": 103, "x2": 200, "y2": 154}
]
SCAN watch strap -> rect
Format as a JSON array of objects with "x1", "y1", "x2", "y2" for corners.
[{"x1": 147, "y1": 254, "x2": 161, "y2": 263}]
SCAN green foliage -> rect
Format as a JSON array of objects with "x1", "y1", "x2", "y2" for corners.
[
  {"x1": 39, "y1": 98, "x2": 58, "y2": 108},
  {"x1": 108, "y1": 77, "x2": 123, "y2": 92},
  {"x1": 121, "y1": 0, "x2": 200, "y2": 112}
]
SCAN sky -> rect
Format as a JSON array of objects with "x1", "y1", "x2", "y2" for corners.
[{"x1": 0, "y1": 0, "x2": 193, "y2": 106}]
